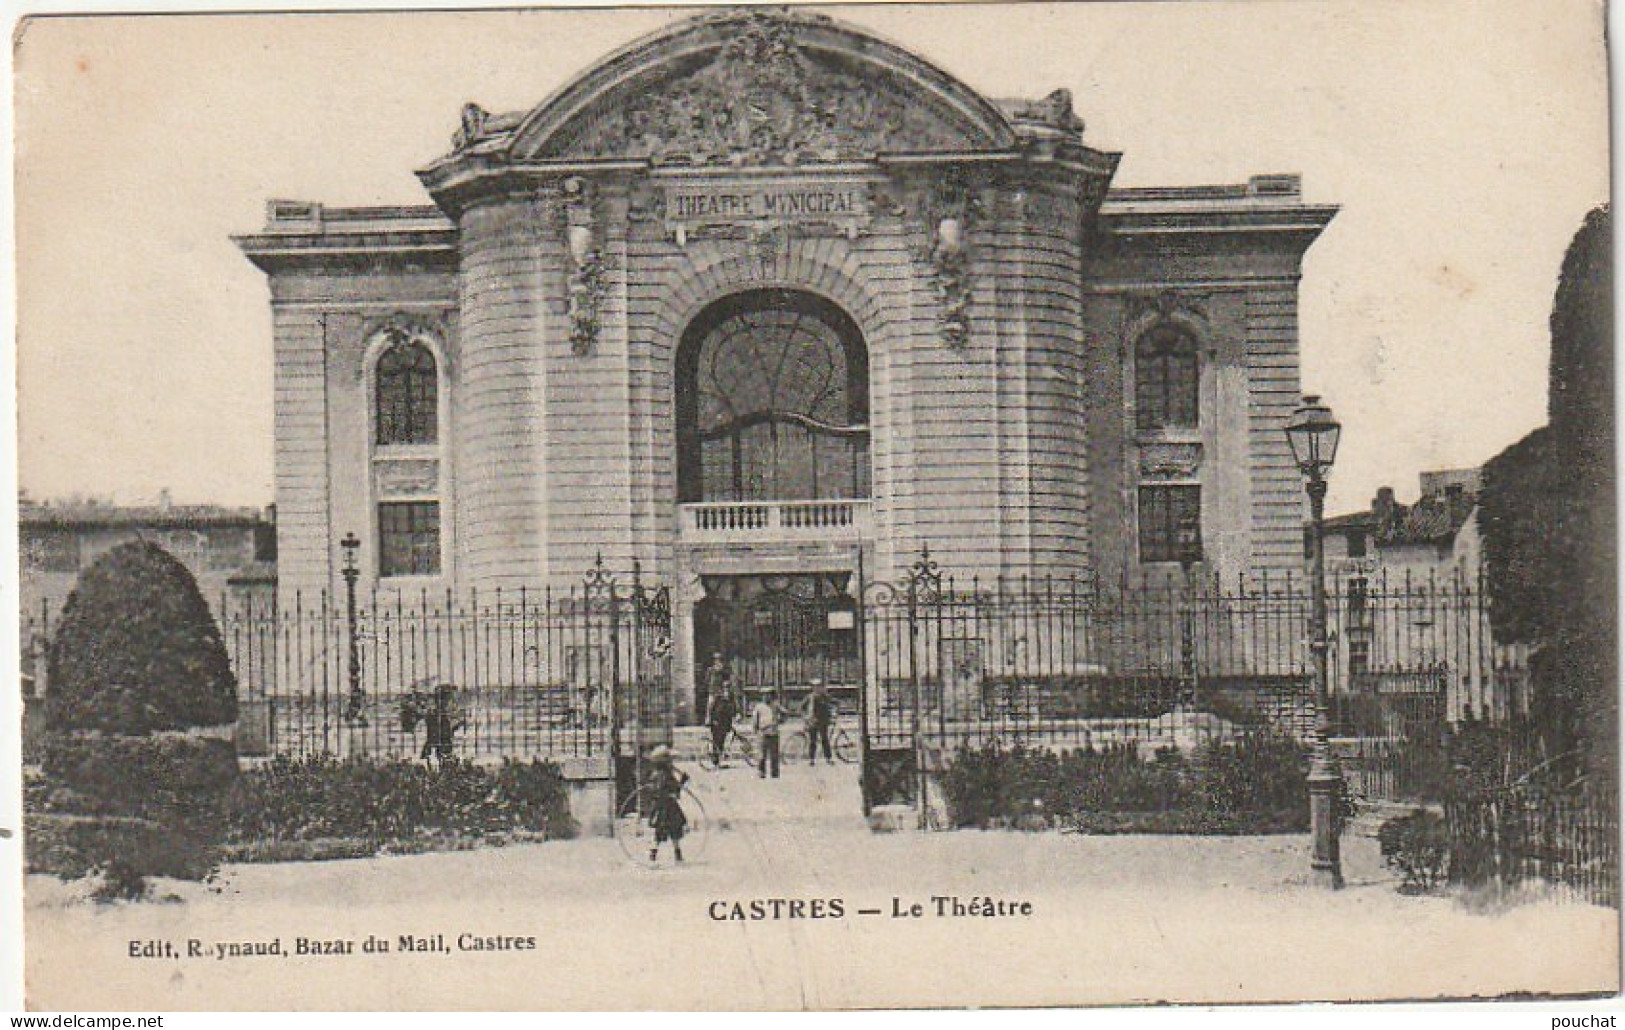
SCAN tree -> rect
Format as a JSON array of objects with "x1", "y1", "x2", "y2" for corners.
[
  {"x1": 1481, "y1": 427, "x2": 1563, "y2": 644},
  {"x1": 32, "y1": 540, "x2": 241, "y2": 899},
  {"x1": 1480, "y1": 205, "x2": 1614, "y2": 778}
]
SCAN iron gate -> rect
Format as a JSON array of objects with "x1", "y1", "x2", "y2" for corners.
[
  {"x1": 608, "y1": 558, "x2": 676, "y2": 807},
  {"x1": 692, "y1": 572, "x2": 858, "y2": 714}
]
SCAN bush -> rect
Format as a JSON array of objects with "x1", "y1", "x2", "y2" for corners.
[
  {"x1": 941, "y1": 732, "x2": 1311, "y2": 835},
  {"x1": 25, "y1": 813, "x2": 218, "y2": 900},
  {"x1": 1378, "y1": 808, "x2": 1451, "y2": 893},
  {"x1": 1192, "y1": 732, "x2": 1309, "y2": 833},
  {"x1": 224, "y1": 755, "x2": 577, "y2": 852},
  {"x1": 29, "y1": 540, "x2": 241, "y2": 900},
  {"x1": 47, "y1": 540, "x2": 236, "y2": 734},
  {"x1": 40, "y1": 735, "x2": 240, "y2": 820}
]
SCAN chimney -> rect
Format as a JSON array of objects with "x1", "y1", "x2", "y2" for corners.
[{"x1": 1372, "y1": 487, "x2": 1397, "y2": 529}]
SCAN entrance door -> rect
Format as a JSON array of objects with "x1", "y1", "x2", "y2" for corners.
[{"x1": 693, "y1": 572, "x2": 857, "y2": 717}]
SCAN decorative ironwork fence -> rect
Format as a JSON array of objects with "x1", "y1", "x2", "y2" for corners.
[
  {"x1": 18, "y1": 557, "x2": 674, "y2": 765},
  {"x1": 855, "y1": 553, "x2": 1529, "y2": 810},
  {"x1": 22, "y1": 545, "x2": 1525, "y2": 792},
  {"x1": 1446, "y1": 778, "x2": 1618, "y2": 907},
  {"x1": 231, "y1": 561, "x2": 672, "y2": 762}
]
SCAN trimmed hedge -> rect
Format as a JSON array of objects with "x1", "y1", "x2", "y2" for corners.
[
  {"x1": 941, "y1": 733, "x2": 1311, "y2": 835},
  {"x1": 47, "y1": 540, "x2": 236, "y2": 735},
  {"x1": 39, "y1": 735, "x2": 240, "y2": 820},
  {"x1": 25, "y1": 813, "x2": 218, "y2": 899},
  {"x1": 223, "y1": 754, "x2": 578, "y2": 851}
]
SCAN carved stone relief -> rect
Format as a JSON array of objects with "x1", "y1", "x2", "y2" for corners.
[
  {"x1": 911, "y1": 172, "x2": 982, "y2": 349},
  {"x1": 545, "y1": 10, "x2": 977, "y2": 167},
  {"x1": 561, "y1": 177, "x2": 611, "y2": 356},
  {"x1": 1137, "y1": 443, "x2": 1204, "y2": 480},
  {"x1": 1010, "y1": 88, "x2": 1086, "y2": 134},
  {"x1": 362, "y1": 310, "x2": 448, "y2": 346},
  {"x1": 375, "y1": 459, "x2": 440, "y2": 497}
]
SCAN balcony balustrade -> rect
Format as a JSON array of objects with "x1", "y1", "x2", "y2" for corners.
[{"x1": 679, "y1": 499, "x2": 873, "y2": 543}]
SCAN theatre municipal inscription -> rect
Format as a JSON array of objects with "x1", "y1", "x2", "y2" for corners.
[{"x1": 662, "y1": 182, "x2": 872, "y2": 239}]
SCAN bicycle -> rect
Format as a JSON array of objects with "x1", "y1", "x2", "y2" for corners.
[
  {"x1": 614, "y1": 782, "x2": 710, "y2": 865},
  {"x1": 696, "y1": 720, "x2": 757, "y2": 771},
  {"x1": 785, "y1": 717, "x2": 856, "y2": 764}
]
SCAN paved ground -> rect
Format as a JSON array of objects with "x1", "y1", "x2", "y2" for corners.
[{"x1": 24, "y1": 761, "x2": 1620, "y2": 1010}]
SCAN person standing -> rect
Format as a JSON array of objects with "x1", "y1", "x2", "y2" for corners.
[
  {"x1": 704, "y1": 679, "x2": 739, "y2": 767},
  {"x1": 804, "y1": 679, "x2": 835, "y2": 765},
  {"x1": 752, "y1": 690, "x2": 782, "y2": 779},
  {"x1": 703, "y1": 652, "x2": 736, "y2": 711},
  {"x1": 421, "y1": 683, "x2": 464, "y2": 765}
]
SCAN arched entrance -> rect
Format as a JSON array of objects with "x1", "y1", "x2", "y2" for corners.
[{"x1": 675, "y1": 288, "x2": 870, "y2": 719}]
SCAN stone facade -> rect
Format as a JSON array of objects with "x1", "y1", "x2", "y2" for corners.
[{"x1": 237, "y1": 9, "x2": 1336, "y2": 712}]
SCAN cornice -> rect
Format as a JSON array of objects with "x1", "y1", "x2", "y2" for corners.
[{"x1": 234, "y1": 230, "x2": 457, "y2": 274}]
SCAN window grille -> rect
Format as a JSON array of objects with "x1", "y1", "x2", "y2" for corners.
[
  {"x1": 375, "y1": 333, "x2": 438, "y2": 445},
  {"x1": 1135, "y1": 326, "x2": 1199, "y2": 432},
  {"x1": 378, "y1": 501, "x2": 441, "y2": 577},
  {"x1": 1137, "y1": 484, "x2": 1202, "y2": 564}
]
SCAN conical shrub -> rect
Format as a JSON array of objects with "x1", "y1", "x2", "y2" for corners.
[
  {"x1": 47, "y1": 539, "x2": 236, "y2": 734},
  {"x1": 30, "y1": 540, "x2": 240, "y2": 899}
]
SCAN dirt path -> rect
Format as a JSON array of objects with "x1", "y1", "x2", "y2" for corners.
[{"x1": 24, "y1": 766, "x2": 1619, "y2": 1009}]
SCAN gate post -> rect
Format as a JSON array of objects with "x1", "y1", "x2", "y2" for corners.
[
  {"x1": 907, "y1": 545, "x2": 942, "y2": 829},
  {"x1": 856, "y1": 549, "x2": 871, "y2": 814}
]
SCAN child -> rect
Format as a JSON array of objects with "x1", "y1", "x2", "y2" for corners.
[
  {"x1": 645, "y1": 745, "x2": 690, "y2": 864},
  {"x1": 752, "y1": 691, "x2": 782, "y2": 779}
]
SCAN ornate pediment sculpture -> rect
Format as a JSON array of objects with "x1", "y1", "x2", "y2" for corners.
[
  {"x1": 1012, "y1": 89, "x2": 1086, "y2": 134},
  {"x1": 535, "y1": 10, "x2": 987, "y2": 166}
]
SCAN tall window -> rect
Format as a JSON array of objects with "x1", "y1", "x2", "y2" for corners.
[
  {"x1": 677, "y1": 290, "x2": 870, "y2": 503},
  {"x1": 378, "y1": 501, "x2": 441, "y2": 577},
  {"x1": 374, "y1": 332, "x2": 439, "y2": 445},
  {"x1": 1138, "y1": 485, "x2": 1202, "y2": 564},
  {"x1": 1135, "y1": 325, "x2": 1199, "y2": 432}
]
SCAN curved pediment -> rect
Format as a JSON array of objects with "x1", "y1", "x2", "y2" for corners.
[{"x1": 502, "y1": 8, "x2": 1020, "y2": 167}]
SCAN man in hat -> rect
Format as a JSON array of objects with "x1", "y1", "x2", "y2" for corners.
[
  {"x1": 703, "y1": 651, "x2": 736, "y2": 711},
  {"x1": 645, "y1": 745, "x2": 689, "y2": 864},
  {"x1": 704, "y1": 673, "x2": 739, "y2": 768},
  {"x1": 804, "y1": 679, "x2": 835, "y2": 765},
  {"x1": 421, "y1": 683, "x2": 464, "y2": 765}
]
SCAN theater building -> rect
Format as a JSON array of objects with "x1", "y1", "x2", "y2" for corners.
[{"x1": 236, "y1": 7, "x2": 1337, "y2": 717}]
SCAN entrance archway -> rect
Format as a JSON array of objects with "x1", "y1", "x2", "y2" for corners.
[{"x1": 676, "y1": 289, "x2": 870, "y2": 722}]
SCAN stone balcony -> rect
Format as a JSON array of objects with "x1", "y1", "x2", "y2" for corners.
[{"x1": 678, "y1": 499, "x2": 873, "y2": 544}]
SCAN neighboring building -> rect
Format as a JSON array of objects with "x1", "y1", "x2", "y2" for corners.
[
  {"x1": 18, "y1": 497, "x2": 275, "y2": 721},
  {"x1": 19, "y1": 498, "x2": 275, "y2": 621},
  {"x1": 1321, "y1": 469, "x2": 1482, "y2": 580},
  {"x1": 235, "y1": 9, "x2": 1337, "y2": 717},
  {"x1": 1318, "y1": 468, "x2": 1519, "y2": 721}
]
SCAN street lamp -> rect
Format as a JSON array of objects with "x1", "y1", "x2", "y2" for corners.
[
  {"x1": 1177, "y1": 521, "x2": 1200, "y2": 710},
  {"x1": 340, "y1": 532, "x2": 366, "y2": 727},
  {"x1": 1285, "y1": 395, "x2": 1344, "y2": 889}
]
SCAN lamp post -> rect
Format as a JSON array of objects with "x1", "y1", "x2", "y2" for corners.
[
  {"x1": 1285, "y1": 395, "x2": 1344, "y2": 889},
  {"x1": 340, "y1": 532, "x2": 366, "y2": 727},
  {"x1": 1177, "y1": 522, "x2": 1200, "y2": 710}
]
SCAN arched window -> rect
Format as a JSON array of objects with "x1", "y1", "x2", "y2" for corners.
[
  {"x1": 374, "y1": 331, "x2": 439, "y2": 445},
  {"x1": 1135, "y1": 325, "x2": 1199, "y2": 433},
  {"x1": 676, "y1": 290, "x2": 870, "y2": 503}
]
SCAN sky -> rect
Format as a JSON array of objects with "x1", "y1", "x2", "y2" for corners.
[{"x1": 11, "y1": 0, "x2": 1611, "y2": 517}]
